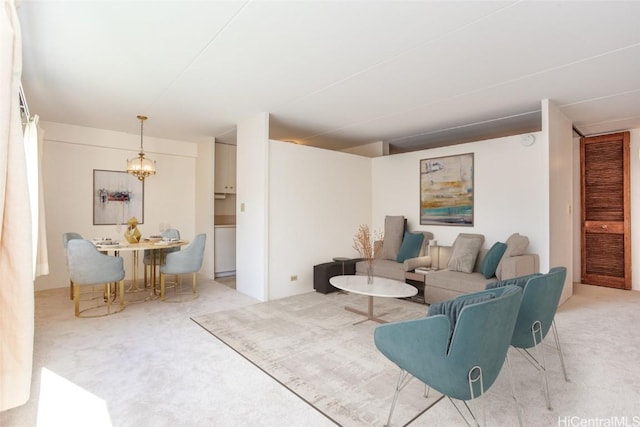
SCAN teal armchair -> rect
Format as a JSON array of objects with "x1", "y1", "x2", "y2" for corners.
[
  {"x1": 143, "y1": 228, "x2": 181, "y2": 288},
  {"x1": 67, "y1": 239, "x2": 125, "y2": 317},
  {"x1": 374, "y1": 285, "x2": 523, "y2": 426},
  {"x1": 160, "y1": 233, "x2": 206, "y2": 302},
  {"x1": 62, "y1": 232, "x2": 83, "y2": 300},
  {"x1": 502, "y1": 266, "x2": 569, "y2": 410}
]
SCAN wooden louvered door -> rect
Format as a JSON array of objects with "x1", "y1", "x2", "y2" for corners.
[{"x1": 580, "y1": 131, "x2": 631, "y2": 289}]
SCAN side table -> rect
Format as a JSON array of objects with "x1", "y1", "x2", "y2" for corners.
[
  {"x1": 332, "y1": 257, "x2": 350, "y2": 275},
  {"x1": 313, "y1": 258, "x2": 360, "y2": 294},
  {"x1": 405, "y1": 268, "x2": 435, "y2": 304}
]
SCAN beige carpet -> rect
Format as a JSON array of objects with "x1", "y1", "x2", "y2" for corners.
[
  {"x1": 193, "y1": 285, "x2": 640, "y2": 427},
  {"x1": 193, "y1": 291, "x2": 442, "y2": 427}
]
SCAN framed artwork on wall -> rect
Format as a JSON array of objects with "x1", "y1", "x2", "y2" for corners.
[
  {"x1": 420, "y1": 153, "x2": 474, "y2": 226},
  {"x1": 93, "y1": 169, "x2": 144, "y2": 225}
]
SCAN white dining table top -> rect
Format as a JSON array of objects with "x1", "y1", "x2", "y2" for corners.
[
  {"x1": 92, "y1": 239, "x2": 188, "y2": 251},
  {"x1": 329, "y1": 275, "x2": 417, "y2": 298}
]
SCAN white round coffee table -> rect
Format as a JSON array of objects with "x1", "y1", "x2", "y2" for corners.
[{"x1": 329, "y1": 275, "x2": 418, "y2": 324}]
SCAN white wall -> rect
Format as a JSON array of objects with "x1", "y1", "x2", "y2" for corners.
[
  {"x1": 268, "y1": 140, "x2": 372, "y2": 300},
  {"x1": 544, "y1": 100, "x2": 574, "y2": 303},
  {"x1": 372, "y1": 133, "x2": 548, "y2": 262},
  {"x1": 36, "y1": 121, "x2": 197, "y2": 291},
  {"x1": 341, "y1": 141, "x2": 388, "y2": 158},
  {"x1": 195, "y1": 140, "x2": 215, "y2": 280},
  {"x1": 236, "y1": 113, "x2": 270, "y2": 301}
]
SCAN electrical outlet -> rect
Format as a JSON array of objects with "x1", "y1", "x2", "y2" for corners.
[{"x1": 290, "y1": 275, "x2": 298, "y2": 281}]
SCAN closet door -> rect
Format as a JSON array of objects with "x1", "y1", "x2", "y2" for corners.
[{"x1": 580, "y1": 132, "x2": 630, "y2": 289}]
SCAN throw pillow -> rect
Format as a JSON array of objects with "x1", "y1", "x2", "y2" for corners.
[
  {"x1": 381, "y1": 215, "x2": 405, "y2": 260},
  {"x1": 479, "y1": 242, "x2": 507, "y2": 279},
  {"x1": 495, "y1": 233, "x2": 530, "y2": 280},
  {"x1": 396, "y1": 232, "x2": 425, "y2": 263},
  {"x1": 428, "y1": 293, "x2": 495, "y2": 340},
  {"x1": 447, "y1": 235, "x2": 483, "y2": 273}
]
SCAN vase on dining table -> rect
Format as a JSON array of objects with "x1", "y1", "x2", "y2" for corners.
[{"x1": 124, "y1": 216, "x2": 141, "y2": 243}]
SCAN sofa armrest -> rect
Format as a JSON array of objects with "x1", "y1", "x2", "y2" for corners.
[
  {"x1": 499, "y1": 253, "x2": 540, "y2": 280},
  {"x1": 403, "y1": 255, "x2": 432, "y2": 272}
]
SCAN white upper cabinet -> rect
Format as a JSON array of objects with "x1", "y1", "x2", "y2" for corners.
[{"x1": 214, "y1": 143, "x2": 236, "y2": 194}]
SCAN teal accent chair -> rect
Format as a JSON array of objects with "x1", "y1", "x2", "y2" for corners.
[
  {"x1": 374, "y1": 285, "x2": 523, "y2": 426},
  {"x1": 67, "y1": 239, "x2": 125, "y2": 317},
  {"x1": 143, "y1": 228, "x2": 181, "y2": 289},
  {"x1": 160, "y1": 233, "x2": 206, "y2": 302},
  {"x1": 507, "y1": 266, "x2": 569, "y2": 410},
  {"x1": 62, "y1": 232, "x2": 83, "y2": 300}
]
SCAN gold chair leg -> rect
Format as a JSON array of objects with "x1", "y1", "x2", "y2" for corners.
[
  {"x1": 106, "y1": 283, "x2": 112, "y2": 314},
  {"x1": 119, "y1": 280, "x2": 125, "y2": 310},
  {"x1": 69, "y1": 280, "x2": 74, "y2": 300},
  {"x1": 74, "y1": 284, "x2": 80, "y2": 317},
  {"x1": 160, "y1": 273, "x2": 166, "y2": 301},
  {"x1": 192, "y1": 272, "x2": 197, "y2": 296}
]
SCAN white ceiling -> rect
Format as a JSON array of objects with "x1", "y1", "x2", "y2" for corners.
[{"x1": 17, "y1": 1, "x2": 640, "y2": 153}]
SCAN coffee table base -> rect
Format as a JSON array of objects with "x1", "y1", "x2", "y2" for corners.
[{"x1": 344, "y1": 296, "x2": 389, "y2": 324}]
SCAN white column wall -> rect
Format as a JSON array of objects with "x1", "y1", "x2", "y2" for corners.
[
  {"x1": 544, "y1": 99, "x2": 574, "y2": 303},
  {"x1": 36, "y1": 121, "x2": 197, "y2": 291},
  {"x1": 268, "y1": 140, "x2": 372, "y2": 300},
  {"x1": 195, "y1": 139, "x2": 215, "y2": 280},
  {"x1": 236, "y1": 113, "x2": 270, "y2": 301}
]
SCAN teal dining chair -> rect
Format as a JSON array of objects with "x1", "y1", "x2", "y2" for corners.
[
  {"x1": 66, "y1": 239, "x2": 125, "y2": 317},
  {"x1": 143, "y1": 228, "x2": 181, "y2": 289},
  {"x1": 62, "y1": 232, "x2": 83, "y2": 300},
  {"x1": 160, "y1": 233, "x2": 206, "y2": 302},
  {"x1": 374, "y1": 285, "x2": 523, "y2": 426},
  {"x1": 488, "y1": 266, "x2": 569, "y2": 410}
]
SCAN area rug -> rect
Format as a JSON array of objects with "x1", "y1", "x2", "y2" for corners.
[{"x1": 192, "y1": 291, "x2": 443, "y2": 426}]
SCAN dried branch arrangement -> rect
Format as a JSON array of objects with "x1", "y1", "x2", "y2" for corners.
[{"x1": 352, "y1": 224, "x2": 384, "y2": 260}]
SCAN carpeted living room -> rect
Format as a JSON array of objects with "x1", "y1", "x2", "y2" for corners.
[
  {"x1": 4, "y1": 2, "x2": 640, "y2": 426},
  {"x1": 1, "y1": 277, "x2": 639, "y2": 427}
]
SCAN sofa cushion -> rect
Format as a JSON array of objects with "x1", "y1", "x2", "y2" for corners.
[
  {"x1": 447, "y1": 234, "x2": 483, "y2": 273},
  {"x1": 396, "y1": 232, "x2": 424, "y2": 263},
  {"x1": 495, "y1": 233, "x2": 529, "y2": 280},
  {"x1": 381, "y1": 215, "x2": 405, "y2": 261},
  {"x1": 479, "y1": 242, "x2": 507, "y2": 279},
  {"x1": 424, "y1": 270, "x2": 496, "y2": 295},
  {"x1": 485, "y1": 273, "x2": 541, "y2": 290}
]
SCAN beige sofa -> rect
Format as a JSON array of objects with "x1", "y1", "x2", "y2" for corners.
[
  {"x1": 355, "y1": 231, "x2": 434, "y2": 282},
  {"x1": 424, "y1": 240, "x2": 539, "y2": 304}
]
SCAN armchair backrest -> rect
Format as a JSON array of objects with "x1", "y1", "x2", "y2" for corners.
[
  {"x1": 62, "y1": 232, "x2": 83, "y2": 249},
  {"x1": 444, "y1": 285, "x2": 523, "y2": 399},
  {"x1": 511, "y1": 266, "x2": 567, "y2": 349},
  {"x1": 162, "y1": 233, "x2": 206, "y2": 275},
  {"x1": 162, "y1": 228, "x2": 180, "y2": 240},
  {"x1": 67, "y1": 239, "x2": 125, "y2": 285}
]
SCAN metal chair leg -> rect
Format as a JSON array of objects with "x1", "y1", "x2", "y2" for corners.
[
  {"x1": 385, "y1": 369, "x2": 412, "y2": 427},
  {"x1": 531, "y1": 321, "x2": 552, "y2": 410},
  {"x1": 552, "y1": 320, "x2": 569, "y2": 382},
  {"x1": 505, "y1": 353, "x2": 524, "y2": 427}
]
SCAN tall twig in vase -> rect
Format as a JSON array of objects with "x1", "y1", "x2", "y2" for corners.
[{"x1": 353, "y1": 224, "x2": 384, "y2": 284}]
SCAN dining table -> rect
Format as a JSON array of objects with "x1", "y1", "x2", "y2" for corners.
[{"x1": 93, "y1": 239, "x2": 189, "y2": 296}]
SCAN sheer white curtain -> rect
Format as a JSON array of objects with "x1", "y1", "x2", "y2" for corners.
[
  {"x1": 1, "y1": 0, "x2": 35, "y2": 411},
  {"x1": 24, "y1": 114, "x2": 49, "y2": 277}
]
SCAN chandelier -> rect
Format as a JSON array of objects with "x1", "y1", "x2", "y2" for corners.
[{"x1": 127, "y1": 115, "x2": 156, "y2": 181}]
